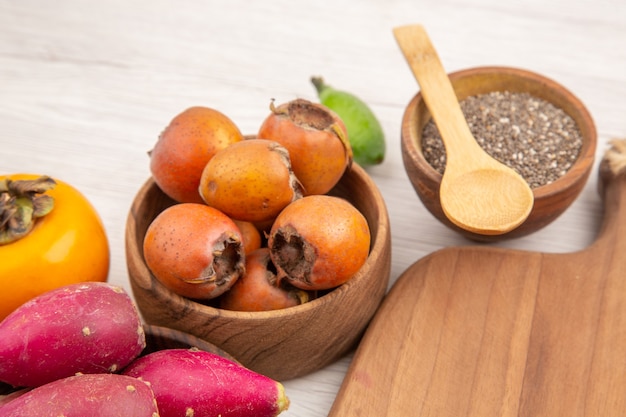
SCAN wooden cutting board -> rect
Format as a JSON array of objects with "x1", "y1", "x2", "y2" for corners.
[{"x1": 328, "y1": 144, "x2": 626, "y2": 416}]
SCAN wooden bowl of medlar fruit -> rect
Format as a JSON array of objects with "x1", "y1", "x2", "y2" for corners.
[{"x1": 126, "y1": 100, "x2": 391, "y2": 381}]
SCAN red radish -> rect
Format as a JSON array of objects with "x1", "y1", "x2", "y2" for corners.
[
  {"x1": 0, "y1": 373, "x2": 158, "y2": 417},
  {"x1": 123, "y1": 348, "x2": 290, "y2": 417},
  {"x1": 0, "y1": 282, "x2": 145, "y2": 387}
]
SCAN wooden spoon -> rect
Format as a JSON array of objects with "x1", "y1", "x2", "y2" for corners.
[
  {"x1": 393, "y1": 24, "x2": 534, "y2": 235},
  {"x1": 328, "y1": 140, "x2": 626, "y2": 416}
]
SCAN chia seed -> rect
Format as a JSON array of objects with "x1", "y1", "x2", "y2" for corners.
[{"x1": 421, "y1": 91, "x2": 584, "y2": 188}]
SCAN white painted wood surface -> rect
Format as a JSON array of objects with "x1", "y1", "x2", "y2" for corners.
[{"x1": 1, "y1": 0, "x2": 625, "y2": 415}]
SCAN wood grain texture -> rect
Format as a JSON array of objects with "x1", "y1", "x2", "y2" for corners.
[
  {"x1": 328, "y1": 153, "x2": 626, "y2": 416},
  {"x1": 142, "y1": 324, "x2": 238, "y2": 362}
]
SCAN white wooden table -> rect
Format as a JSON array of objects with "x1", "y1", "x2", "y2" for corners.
[{"x1": 2, "y1": 0, "x2": 625, "y2": 415}]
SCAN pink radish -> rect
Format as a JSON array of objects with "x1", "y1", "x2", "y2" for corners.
[
  {"x1": 0, "y1": 282, "x2": 146, "y2": 388},
  {"x1": 0, "y1": 373, "x2": 158, "y2": 417},
  {"x1": 123, "y1": 348, "x2": 290, "y2": 417}
]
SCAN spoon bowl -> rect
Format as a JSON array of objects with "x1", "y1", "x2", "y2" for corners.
[
  {"x1": 393, "y1": 24, "x2": 534, "y2": 235},
  {"x1": 441, "y1": 168, "x2": 535, "y2": 234}
]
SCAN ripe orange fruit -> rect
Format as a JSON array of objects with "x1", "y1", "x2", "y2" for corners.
[
  {"x1": 257, "y1": 99, "x2": 352, "y2": 196},
  {"x1": 149, "y1": 106, "x2": 244, "y2": 204},
  {"x1": 232, "y1": 219, "x2": 262, "y2": 255},
  {"x1": 219, "y1": 248, "x2": 310, "y2": 311},
  {"x1": 268, "y1": 195, "x2": 370, "y2": 290},
  {"x1": 199, "y1": 139, "x2": 303, "y2": 223},
  {"x1": 0, "y1": 174, "x2": 110, "y2": 321},
  {"x1": 142, "y1": 203, "x2": 245, "y2": 300}
]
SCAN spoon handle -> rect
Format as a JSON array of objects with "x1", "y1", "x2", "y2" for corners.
[{"x1": 393, "y1": 24, "x2": 481, "y2": 162}]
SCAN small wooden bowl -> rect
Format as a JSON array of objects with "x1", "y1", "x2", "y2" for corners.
[
  {"x1": 125, "y1": 163, "x2": 391, "y2": 381},
  {"x1": 401, "y1": 66, "x2": 597, "y2": 241},
  {"x1": 142, "y1": 324, "x2": 237, "y2": 361}
]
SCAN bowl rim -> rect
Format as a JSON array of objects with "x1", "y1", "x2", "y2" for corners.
[
  {"x1": 142, "y1": 324, "x2": 239, "y2": 361},
  {"x1": 401, "y1": 65, "x2": 597, "y2": 199},
  {"x1": 126, "y1": 162, "x2": 390, "y2": 319}
]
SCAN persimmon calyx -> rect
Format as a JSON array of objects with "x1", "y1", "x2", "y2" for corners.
[{"x1": 0, "y1": 176, "x2": 56, "y2": 245}]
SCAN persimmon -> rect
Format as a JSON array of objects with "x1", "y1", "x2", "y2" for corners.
[
  {"x1": 199, "y1": 139, "x2": 303, "y2": 223},
  {"x1": 268, "y1": 195, "x2": 370, "y2": 290},
  {"x1": 257, "y1": 98, "x2": 353, "y2": 196},
  {"x1": 0, "y1": 174, "x2": 110, "y2": 321},
  {"x1": 142, "y1": 203, "x2": 245, "y2": 300},
  {"x1": 149, "y1": 106, "x2": 244, "y2": 204},
  {"x1": 219, "y1": 248, "x2": 310, "y2": 312}
]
